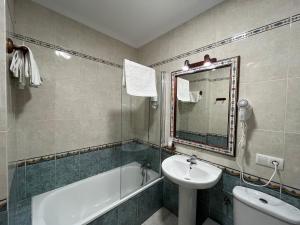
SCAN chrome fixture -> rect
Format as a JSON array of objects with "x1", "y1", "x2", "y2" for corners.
[
  {"x1": 141, "y1": 161, "x2": 151, "y2": 186},
  {"x1": 186, "y1": 155, "x2": 197, "y2": 165}
]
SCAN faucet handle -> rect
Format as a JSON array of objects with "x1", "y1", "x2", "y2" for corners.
[
  {"x1": 187, "y1": 155, "x2": 197, "y2": 164},
  {"x1": 191, "y1": 154, "x2": 197, "y2": 159}
]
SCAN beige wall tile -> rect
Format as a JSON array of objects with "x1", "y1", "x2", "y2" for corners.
[
  {"x1": 285, "y1": 78, "x2": 300, "y2": 133},
  {"x1": 0, "y1": 132, "x2": 7, "y2": 200},
  {"x1": 0, "y1": 59, "x2": 7, "y2": 131},
  {"x1": 288, "y1": 22, "x2": 300, "y2": 78},
  {"x1": 14, "y1": 0, "x2": 57, "y2": 44},
  {"x1": 283, "y1": 133, "x2": 300, "y2": 188},
  {"x1": 10, "y1": 0, "x2": 137, "y2": 161},
  {"x1": 3, "y1": 0, "x2": 299, "y2": 193},
  {"x1": 245, "y1": 80, "x2": 287, "y2": 131},
  {"x1": 138, "y1": 0, "x2": 299, "y2": 189},
  {"x1": 16, "y1": 120, "x2": 55, "y2": 159},
  {"x1": 242, "y1": 129, "x2": 284, "y2": 182}
]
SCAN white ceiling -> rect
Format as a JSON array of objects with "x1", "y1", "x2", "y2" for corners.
[{"x1": 32, "y1": 0, "x2": 223, "y2": 48}]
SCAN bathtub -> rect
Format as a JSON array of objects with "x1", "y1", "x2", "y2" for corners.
[{"x1": 32, "y1": 162, "x2": 161, "y2": 225}]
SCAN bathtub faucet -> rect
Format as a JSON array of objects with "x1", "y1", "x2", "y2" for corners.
[
  {"x1": 141, "y1": 160, "x2": 151, "y2": 169},
  {"x1": 141, "y1": 161, "x2": 151, "y2": 186}
]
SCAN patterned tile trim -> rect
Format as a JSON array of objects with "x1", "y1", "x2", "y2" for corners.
[
  {"x1": 8, "y1": 32, "x2": 123, "y2": 69},
  {"x1": 161, "y1": 148, "x2": 300, "y2": 198},
  {"x1": 149, "y1": 13, "x2": 300, "y2": 68},
  {"x1": 0, "y1": 199, "x2": 7, "y2": 212},
  {"x1": 15, "y1": 139, "x2": 133, "y2": 167},
  {"x1": 134, "y1": 138, "x2": 161, "y2": 150}
]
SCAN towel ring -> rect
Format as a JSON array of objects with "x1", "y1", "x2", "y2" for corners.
[{"x1": 6, "y1": 38, "x2": 28, "y2": 54}]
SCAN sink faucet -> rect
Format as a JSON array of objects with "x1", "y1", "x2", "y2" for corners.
[{"x1": 187, "y1": 155, "x2": 197, "y2": 165}]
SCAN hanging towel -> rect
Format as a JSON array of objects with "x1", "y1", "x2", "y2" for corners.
[
  {"x1": 189, "y1": 91, "x2": 201, "y2": 103},
  {"x1": 10, "y1": 46, "x2": 42, "y2": 88},
  {"x1": 123, "y1": 59, "x2": 157, "y2": 97},
  {"x1": 24, "y1": 47, "x2": 42, "y2": 87},
  {"x1": 177, "y1": 77, "x2": 190, "y2": 102},
  {"x1": 10, "y1": 50, "x2": 26, "y2": 89}
]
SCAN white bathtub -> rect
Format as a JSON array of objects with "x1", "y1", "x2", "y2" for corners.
[{"x1": 32, "y1": 162, "x2": 161, "y2": 225}]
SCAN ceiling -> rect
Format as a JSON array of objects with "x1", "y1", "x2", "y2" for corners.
[{"x1": 32, "y1": 0, "x2": 223, "y2": 48}]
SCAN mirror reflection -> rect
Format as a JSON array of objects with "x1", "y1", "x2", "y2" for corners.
[{"x1": 175, "y1": 66, "x2": 230, "y2": 149}]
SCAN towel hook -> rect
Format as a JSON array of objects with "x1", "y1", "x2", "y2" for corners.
[{"x1": 6, "y1": 38, "x2": 28, "y2": 54}]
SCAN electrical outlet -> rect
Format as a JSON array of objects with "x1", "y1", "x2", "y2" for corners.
[{"x1": 256, "y1": 154, "x2": 284, "y2": 170}]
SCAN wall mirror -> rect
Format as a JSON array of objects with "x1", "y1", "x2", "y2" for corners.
[{"x1": 170, "y1": 55, "x2": 240, "y2": 156}]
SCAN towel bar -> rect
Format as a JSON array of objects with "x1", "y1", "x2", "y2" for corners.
[{"x1": 6, "y1": 38, "x2": 28, "y2": 54}]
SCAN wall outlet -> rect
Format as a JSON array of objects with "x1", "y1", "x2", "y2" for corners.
[{"x1": 256, "y1": 154, "x2": 284, "y2": 170}]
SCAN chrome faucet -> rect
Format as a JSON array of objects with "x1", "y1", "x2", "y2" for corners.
[
  {"x1": 141, "y1": 161, "x2": 151, "y2": 186},
  {"x1": 187, "y1": 155, "x2": 197, "y2": 165}
]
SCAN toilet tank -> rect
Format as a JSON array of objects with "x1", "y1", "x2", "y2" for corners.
[{"x1": 233, "y1": 186, "x2": 300, "y2": 225}]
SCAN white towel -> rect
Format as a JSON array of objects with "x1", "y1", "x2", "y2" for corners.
[
  {"x1": 177, "y1": 77, "x2": 190, "y2": 102},
  {"x1": 9, "y1": 46, "x2": 42, "y2": 88},
  {"x1": 26, "y1": 47, "x2": 42, "y2": 87},
  {"x1": 123, "y1": 59, "x2": 157, "y2": 97},
  {"x1": 189, "y1": 91, "x2": 201, "y2": 103},
  {"x1": 10, "y1": 50, "x2": 26, "y2": 89}
]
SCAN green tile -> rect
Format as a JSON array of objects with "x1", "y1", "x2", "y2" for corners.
[
  {"x1": 26, "y1": 160, "x2": 55, "y2": 197},
  {"x1": 56, "y1": 154, "x2": 80, "y2": 187},
  {"x1": 118, "y1": 198, "x2": 138, "y2": 225}
]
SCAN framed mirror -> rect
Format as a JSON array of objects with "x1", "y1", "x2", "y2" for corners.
[{"x1": 170, "y1": 56, "x2": 240, "y2": 156}]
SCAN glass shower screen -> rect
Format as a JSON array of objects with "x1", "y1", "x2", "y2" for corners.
[{"x1": 120, "y1": 70, "x2": 163, "y2": 198}]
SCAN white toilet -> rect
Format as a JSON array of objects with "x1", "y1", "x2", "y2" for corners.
[{"x1": 233, "y1": 186, "x2": 300, "y2": 225}]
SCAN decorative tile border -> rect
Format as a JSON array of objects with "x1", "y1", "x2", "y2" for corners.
[
  {"x1": 14, "y1": 139, "x2": 157, "y2": 167},
  {"x1": 149, "y1": 13, "x2": 300, "y2": 68},
  {"x1": 15, "y1": 139, "x2": 132, "y2": 167},
  {"x1": 161, "y1": 148, "x2": 300, "y2": 198},
  {"x1": 8, "y1": 32, "x2": 123, "y2": 69}
]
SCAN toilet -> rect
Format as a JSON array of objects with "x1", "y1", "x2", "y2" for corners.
[{"x1": 233, "y1": 186, "x2": 300, "y2": 225}]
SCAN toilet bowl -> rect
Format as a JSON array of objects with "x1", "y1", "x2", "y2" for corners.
[{"x1": 233, "y1": 186, "x2": 300, "y2": 225}]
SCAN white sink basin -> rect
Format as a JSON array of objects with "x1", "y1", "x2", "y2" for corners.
[
  {"x1": 162, "y1": 155, "x2": 222, "y2": 189},
  {"x1": 162, "y1": 154, "x2": 223, "y2": 225}
]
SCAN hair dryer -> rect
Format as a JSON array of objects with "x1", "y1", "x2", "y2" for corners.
[{"x1": 237, "y1": 99, "x2": 252, "y2": 122}]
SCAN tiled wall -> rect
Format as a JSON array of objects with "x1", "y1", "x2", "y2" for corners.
[
  {"x1": 8, "y1": 141, "x2": 160, "y2": 225},
  {"x1": 162, "y1": 150, "x2": 300, "y2": 225},
  {"x1": 1, "y1": 0, "x2": 17, "y2": 223},
  {"x1": 0, "y1": 200, "x2": 7, "y2": 225},
  {"x1": 139, "y1": 0, "x2": 300, "y2": 190},
  {"x1": 89, "y1": 181, "x2": 163, "y2": 225},
  {"x1": 10, "y1": 0, "x2": 138, "y2": 161},
  {"x1": 1, "y1": 0, "x2": 300, "y2": 224},
  {"x1": 0, "y1": 0, "x2": 6, "y2": 201}
]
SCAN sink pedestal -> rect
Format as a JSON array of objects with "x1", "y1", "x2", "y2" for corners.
[{"x1": 178, "y1": 186, "x2": 197, "y2": 225}]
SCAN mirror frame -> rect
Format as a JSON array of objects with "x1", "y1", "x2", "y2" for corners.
[{"x1": 170, "y1": 56, "x2": 240, "y2": 156}]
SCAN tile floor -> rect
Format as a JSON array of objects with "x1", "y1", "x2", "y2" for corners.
[{"x1": 142, "y1": 207, "x2": 178, "y2": 225}]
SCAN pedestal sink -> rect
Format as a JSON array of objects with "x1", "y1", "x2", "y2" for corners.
[{"x1": 162, "y1": 155, "x2": 222, "y2": 225}]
